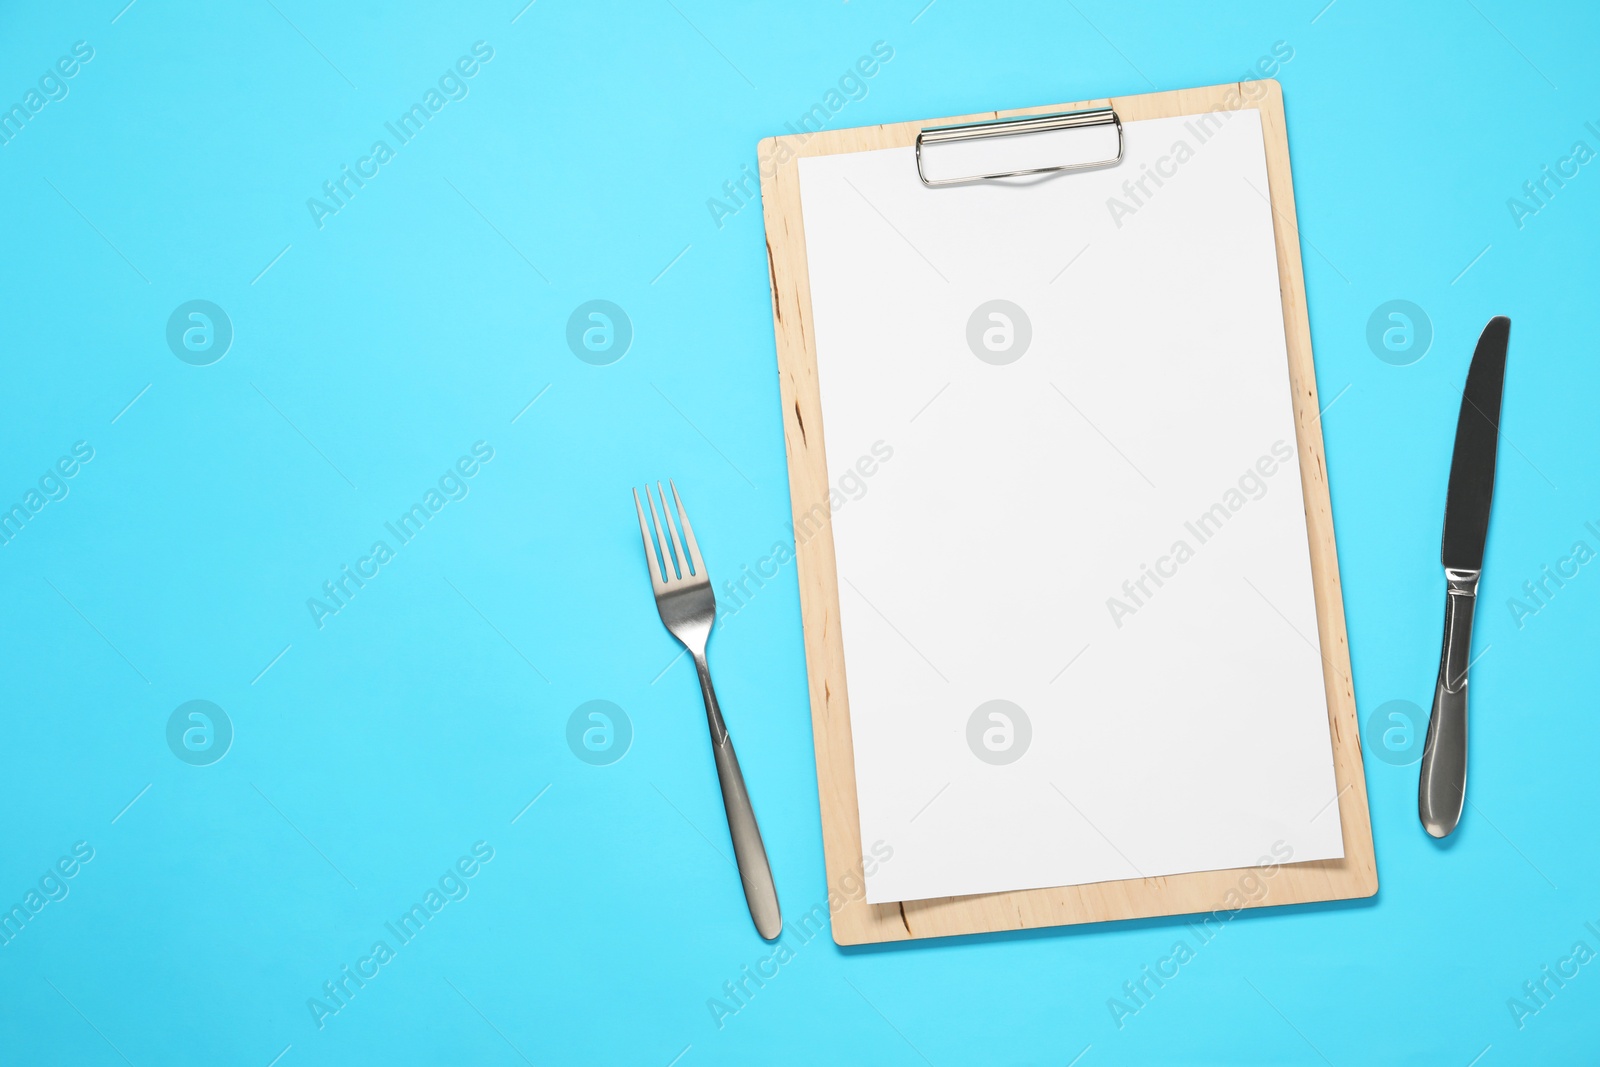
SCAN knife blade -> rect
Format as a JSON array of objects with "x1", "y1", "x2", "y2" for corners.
[{"x1": 1418, "y1": 315, "x2": 1510, "y2": 838}]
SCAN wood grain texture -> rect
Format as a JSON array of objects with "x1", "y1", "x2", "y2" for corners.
[{"x1": 758, "y1": 81, "x2": 1376, "y2": 945}]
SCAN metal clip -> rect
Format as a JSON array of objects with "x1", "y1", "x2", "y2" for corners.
[{"x1": 915, "y1": 107, "x2": 1124, "y2": 187}]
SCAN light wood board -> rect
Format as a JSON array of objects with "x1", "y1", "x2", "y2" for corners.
[{"x1": 758, "y1": 81, "x2": 1377, "y2": 945}]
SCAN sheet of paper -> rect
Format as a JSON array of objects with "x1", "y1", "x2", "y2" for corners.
[{"x1": 797, "y1": 110, "x2": 1345, "y2": 904}]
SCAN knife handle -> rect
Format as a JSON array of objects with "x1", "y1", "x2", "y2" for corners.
[{"x1": 1418, "y1": 568, "x2": 1478, "y2": 838}]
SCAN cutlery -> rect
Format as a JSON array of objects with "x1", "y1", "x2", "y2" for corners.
[
  {"x1": 634, "y1": 481, "x2": 782, "y2": 938},
  {"x1": 1418, "y1": 315, "x2": 1510, "y2": 839}
]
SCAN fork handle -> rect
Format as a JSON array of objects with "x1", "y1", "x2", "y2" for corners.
[{"x1": 695, "y1": 656, "x2": 782, "y2": 939}]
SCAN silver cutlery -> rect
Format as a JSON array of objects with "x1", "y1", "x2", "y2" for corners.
[
  {"x1": 1418, "y1": 315, "x2": 1510, "y2": 838},
  {"x1": 634, "y1": 481, "x2": 782, "y2": 938}
]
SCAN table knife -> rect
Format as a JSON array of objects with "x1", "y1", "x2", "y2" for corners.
[{"x1": 1418, "y1": 315, "x2": 1510, "y2": 839}]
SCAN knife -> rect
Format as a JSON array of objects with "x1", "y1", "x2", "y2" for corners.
[{"x1": 1418, "y1": 315, "x2": 1510, "y2": 839}]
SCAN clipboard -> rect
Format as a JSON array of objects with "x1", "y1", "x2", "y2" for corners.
[{"x1": 758, "y1": 80, "x2": 1377, "y2": 945}]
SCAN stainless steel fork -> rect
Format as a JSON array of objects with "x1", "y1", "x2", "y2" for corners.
[{"x1": 633, "y1": 481, "x2": 781, "y2": 940}]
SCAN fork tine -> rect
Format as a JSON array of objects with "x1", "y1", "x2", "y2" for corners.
[
  {"x1": 669, "y1": 480, "x2": 706, "y2": 576},
  {"x1": 658, "y1": 480, "x2": 691, "y2": 577},
  {"x1": 634, "y1": 488, "x2": 666, "y2": 586},
  {"x1": 645, "y1": 482, "x2": 678, "y2": 580}
]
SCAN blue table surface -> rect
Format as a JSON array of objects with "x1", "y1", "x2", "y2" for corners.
[{"x1": 2, "y1": 1, "x2": 1596, "y2": 1063}]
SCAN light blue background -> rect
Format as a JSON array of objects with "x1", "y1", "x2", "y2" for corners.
[{"x1": 1, "y1": 1, "x2": 1596, "y2": 1063}]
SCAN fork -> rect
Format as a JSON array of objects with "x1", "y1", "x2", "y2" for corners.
[{"x1": 633, "y1": 481, "x2": 782, "y2": 940}]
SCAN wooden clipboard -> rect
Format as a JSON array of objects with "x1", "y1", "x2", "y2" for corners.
[{"x1": 758, "y1": 81, "x2": 1377, "y2": 945}]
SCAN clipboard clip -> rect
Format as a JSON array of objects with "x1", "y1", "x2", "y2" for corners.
[{"x1": 915, "y1": 107, "x2": 1124, "y2": 187}]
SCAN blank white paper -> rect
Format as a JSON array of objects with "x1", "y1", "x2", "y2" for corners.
[{"x1": 796, "y1": 110, "x2": 1345, "y2": 904}]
